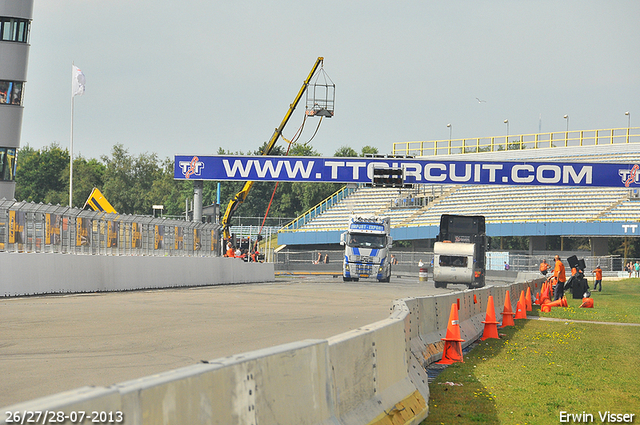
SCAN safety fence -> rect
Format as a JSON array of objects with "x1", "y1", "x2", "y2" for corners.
[
  {"x1": 392, "y1": 126, "x2": 640, "y2": 157},
  {"x1": 275, "y1": 249, "x2": 621, "y2": 273},
  {"x1": 0, "y1": 199, "x2": 221, "y2": 257},
  {"x1": 0, "y1": 274, "x2": 542, "y2": 425}
]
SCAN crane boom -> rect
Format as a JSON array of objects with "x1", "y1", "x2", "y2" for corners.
[{"x1": 221, "y1": 57, "x2": 325, "y2": 240}]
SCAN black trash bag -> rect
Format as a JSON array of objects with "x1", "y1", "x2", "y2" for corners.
[{"x1": 566, "y1": 271, "x2": 588, "y2": 299}]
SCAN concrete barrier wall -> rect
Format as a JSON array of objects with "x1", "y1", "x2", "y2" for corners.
[
  {"x1": 1, "y1": 278, "x2": 544, "y2": 425},
  {"x1": 0, "y1": 253, "x2": 274, "y2": 296}
]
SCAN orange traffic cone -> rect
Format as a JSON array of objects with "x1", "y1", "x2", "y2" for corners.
[
  {"x1": 474, "y1": 294, "x2": 478, "y2": 304},
  {"x1": 481, "y1": 296, "x2": 500, "y2": 340},
  {"x1": 500, "y1": 290, "x2": 515, "y2": 328},
  {"x1": 514, "y1": 290, "x2": 527, "y2": 319},
  {"x1": 525, "y1": 287, "x2": 532, "y2": 311},
  {"x1": 561, "y1": 296, "x2": 568, "y2": 307},
  {"x1": 534, "y1": 292, "x2": 542, "y2": 305},
  {"x1": 541, "y1": 304, "x2": 552, "y2": 313},
  {"x1": 437, "y1": 303, "x2": 465, "y2": 364},
  {"x1": 540, "y1": 284, "x2": 551, "y2": 304},
  {"x1": 579, "y1": 298, "x2": 594, "y2": 308},
  {"x1": 546, "y1": 298, "x2": 564, "y2": 308},
  {"x1": 540, "y1": 283, "x2": 549, "y2": 303}
]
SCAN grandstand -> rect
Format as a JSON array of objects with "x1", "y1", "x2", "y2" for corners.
[{"x1": 278, "y1": 138, "x2": 640, "y2": 250}]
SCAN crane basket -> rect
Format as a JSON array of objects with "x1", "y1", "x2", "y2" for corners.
[{"x1": 305, "y1": 67, "x2": 335, "y2": 118}]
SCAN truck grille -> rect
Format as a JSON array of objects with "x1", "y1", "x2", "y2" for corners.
[{"x1": 355, "y1": 264, "x2": 373, "y2": 275}]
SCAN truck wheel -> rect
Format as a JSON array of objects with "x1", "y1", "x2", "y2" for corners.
[
  {"x1": 343, "y1": 277, "x2": 351, "y2": 282},
  {"x1": 469, "y1": 279, "x2": 485, "y2": 289},
  {"x1": 434, "y1": 281, "x2": 447, "y2": 289},
  {"x1": 379, "y1": 276, "x2": 390, "y2": 283}
]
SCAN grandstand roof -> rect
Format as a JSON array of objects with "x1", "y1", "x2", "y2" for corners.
[{"x1": 278, "y1": 143, "x2": 640, "y2": 246}]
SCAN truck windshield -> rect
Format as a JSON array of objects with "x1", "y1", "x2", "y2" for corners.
[
  {"x1": 439, "y1": 255, "x2": 468, "y2": 267},
  {"x1": 348, "y1": 233, "x2": 386, "y2": 249}
]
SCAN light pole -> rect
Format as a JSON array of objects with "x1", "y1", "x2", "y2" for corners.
[
  {"x1": 564, "y1": 115, "x2": 569, "y2": 146},
  {"x1": 447, "y1": 123, "x2": 452, "y2": 142},
  {"x1": 504, "y1": 119, "x2": 509, "y2": 148},
  {"x1": 625, "y1": 111, "x2": 630, "y2": 143}
]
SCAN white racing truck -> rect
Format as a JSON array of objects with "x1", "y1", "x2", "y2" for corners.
[
  {"x1": 340, "y1": 215, "x2": 392, "y2": 282},
  {"x1": 433, "y1": 214, "x2": 488, "y2": 289}
]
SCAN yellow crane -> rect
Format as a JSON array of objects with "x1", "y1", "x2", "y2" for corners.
[{"x1": 221, "y1": 57, "x2": 329, "y2": 241}]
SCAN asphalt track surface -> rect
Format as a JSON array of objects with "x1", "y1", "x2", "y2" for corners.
[{"x1": 0, "y1": 275, "x2": 510, "y2": 407}]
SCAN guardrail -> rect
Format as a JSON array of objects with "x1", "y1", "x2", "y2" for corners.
[
  {"x1": 280, "y1": 185, "x2": 355, "y2": 232},
  {"x1": 0, "y1": 199, "x2": 221, "y2": 256},
  {"x1": 393, "y1": 127, "x2": 640, "y2": 157},
  {"x1": 0, "y1": 275, "x2": 543, "y2": 424}
]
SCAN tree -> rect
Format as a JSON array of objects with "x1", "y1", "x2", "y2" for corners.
[
  {"x1": 334, "y1": 146, "x2": 358, "y2": 157},
  {"x1": 15, "y1": 143, "x2": 69, "y2": 205},
  {"x1": 288, "y1": 143, "x2": 320, "y2": 157},
  {"x1": 68, "y1": 156, "x2": 106, "y2": 208},
  {"x1": 101, "y1": 144, "x2": 164, "y2": 214},
  {"x1": 361, "y1": 145, "x2": 379, "y2": 156}
]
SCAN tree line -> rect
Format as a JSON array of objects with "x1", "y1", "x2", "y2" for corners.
[{"x1": 14, "y1": 142, "x2": 378, "y2": 224}]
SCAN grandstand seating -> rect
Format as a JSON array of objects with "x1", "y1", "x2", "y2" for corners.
[{"x1": 282, "y1": 143, "x2": 640, "y2": 233}]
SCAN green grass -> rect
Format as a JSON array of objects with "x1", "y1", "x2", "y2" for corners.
[
  {"x1": 528, "y1": 278, "x2": 640, "y2": 323},
  {"x1": 422, "y1": 279, "x2": 640, "y2": 424}
]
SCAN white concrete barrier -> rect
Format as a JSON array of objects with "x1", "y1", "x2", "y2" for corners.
[
  {"x1": 1, "y1": 277, "x2": 545, "y2": 425},
  {"x1": 0, "y1": 253, "x2": 274, "y2": 296},
  {"x1": 327, "y1": 314, "x2": 428, "y2": 425}
]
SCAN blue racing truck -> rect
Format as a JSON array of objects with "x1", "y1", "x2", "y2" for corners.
[{"x1": 340, "y1": 215, "x2": 393, "y2": 282}]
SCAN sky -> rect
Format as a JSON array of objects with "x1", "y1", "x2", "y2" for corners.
[{"x1": 20, "y1": 0, "x2": 640, "y2": 162}]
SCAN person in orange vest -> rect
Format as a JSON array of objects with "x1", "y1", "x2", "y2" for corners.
[
  {"x1": 225, "y1": 242, "x2": 235, "y2": 258},
  {"x1": 553, "y1": 255, "x2": 567, "y2": 301},
  {"x1": 591, "y1": 265, "x2": 603, "y2": 292},
  {"x1": 539, "y1": 259, "x2": 549, "y2": 276}
]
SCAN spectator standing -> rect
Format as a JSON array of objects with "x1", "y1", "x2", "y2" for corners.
[
  {"x1": 553, "y1": 255, "x2": 567, "y2": 301},
  {"x1": 539, "y1": 259, "x2": 549, "y2": 276},
  {"x1": 591, "y1": 265, "x2": 603, "y2": 292}
]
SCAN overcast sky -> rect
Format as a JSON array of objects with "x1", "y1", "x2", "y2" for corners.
[{"x1": 20, "y1": 0, "x2": 640, "y2": 161}]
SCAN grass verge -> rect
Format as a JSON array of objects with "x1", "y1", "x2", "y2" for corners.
[{"x1": 422, "y1": 279, "x2": 640, "y2": 424}]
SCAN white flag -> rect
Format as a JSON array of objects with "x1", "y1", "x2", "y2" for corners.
[{"x1": 72, "y1": 65, "x2": 86, "y2": 97}]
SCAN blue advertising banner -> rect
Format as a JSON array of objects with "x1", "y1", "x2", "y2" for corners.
[{"x1": 174, "y1": 155, "x2": 640, "y2": 188}]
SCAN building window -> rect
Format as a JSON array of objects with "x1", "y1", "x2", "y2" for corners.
[
  {"x1": 0, "y1": 147, "x2": 17, "y2": 181},
  {"x1": 0, "y1": 81, "x2": 23, "y2": 105},
  {"x1": 0, "y1": 17, "x2": 30, "y2": 43}
]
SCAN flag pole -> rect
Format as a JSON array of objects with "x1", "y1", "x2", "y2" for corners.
[
  {"x1": 70, "y1": 65, "x2": 74, "y2": 208},
  {"x1": 70, "y1": 63, "x2": 85, "y2": 208}
]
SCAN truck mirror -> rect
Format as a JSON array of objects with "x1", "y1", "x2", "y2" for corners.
[
  {"x1": 340, "y1": 232, "x2": 346, "y2": 245},
  {"x1": 387, "y1": 236, "x2": 393, "y2": 246}
]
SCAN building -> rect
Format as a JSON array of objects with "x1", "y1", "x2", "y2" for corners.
[{"x1": 0, "y1": 0, "x2": 33, "y2": 200}]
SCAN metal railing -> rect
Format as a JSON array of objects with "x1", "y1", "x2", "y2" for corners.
[
  {"x1": 274, "y1": 250, "x2": 622, "y2": 273},
  {"x1": 280, "y1": 185, "x2": 356, "y2": 232},
  {"x1": 393, "y1": 127, "x2": 640, "y2": 157},
  {"x1": 0, "y1": 199, "x2": 221, "y2": 256}
]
